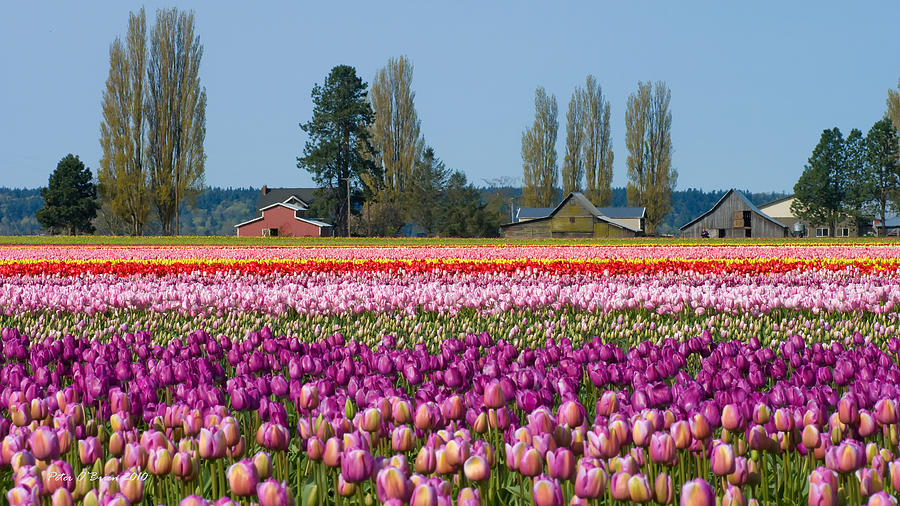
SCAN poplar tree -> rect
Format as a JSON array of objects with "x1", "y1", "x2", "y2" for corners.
[
  {"x1": 369, "y1": 56, "x2": 423, "y2": 201},
  {"x1": 562, "y1": 88, "x2": 584, "y2": 195},
  {"x1": 145, "y1": 8, "x2": 207, "y2": 236},
  {"x1": 98, "y1": 8, "x2": 151, "y2": 235},
  {"x1": 625, "y1": 81, "x2": 676, "y2": 234},
  {"x1": 521, "y1": 87, "x2": 559, "y2": 207},
  {"x1": 580, "y1": 75, "x2": 613, "y2": 206}
]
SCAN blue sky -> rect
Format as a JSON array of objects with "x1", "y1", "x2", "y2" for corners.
[{"x1": 1, "y1": 2, "x2": 898, "y2": 192}]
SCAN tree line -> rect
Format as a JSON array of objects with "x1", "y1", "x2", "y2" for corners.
[
  {"x1": 521, "y1": 79, "x2": 676, "y2": 235},
  {"x1": 15, "y1": 183, "x2": 783, "y2": 236},
  {"x1": 792, "y1": 115, "x2": 900, "y2": 236}
]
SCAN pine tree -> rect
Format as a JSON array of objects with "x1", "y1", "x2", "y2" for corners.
[{"x1": 36, "y1": 154, "x2": 99, "y2": 235}]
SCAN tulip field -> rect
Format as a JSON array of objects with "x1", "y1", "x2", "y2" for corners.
[{"x1": 5, "y1": 240, "x2": 900, "y2": 506}]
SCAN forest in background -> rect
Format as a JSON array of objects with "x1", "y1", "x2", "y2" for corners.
[{"x1": 0, "y1": 186, "x2": 788, "y2": 236}]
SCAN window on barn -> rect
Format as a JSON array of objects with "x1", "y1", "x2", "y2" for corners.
[
  {"x1": 816, "y1": 228, "x2": 829, "y2": 237},
  {"x1": 839, "y1": 228, "x2": 850, "y2": 237},
  {"x1": 262, "y1": 228, "x2": 278, "y2": 237},
  {"x1": 718, "y1": 229, "x2": 726, "y2": 238}
]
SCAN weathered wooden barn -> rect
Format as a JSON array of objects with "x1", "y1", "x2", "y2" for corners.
[
  {"x1": 680, "y1": 189, "x2": 788, "y2": 238},
  {"x1": 501, "y1": 192, "x2": 641, "y2": 238},
  {"x1": 516, "y1": 204, "x2": 646, "y2": 234},
  {"x1": 234, "y1": 186, "x2": 332, "y2": 237}
]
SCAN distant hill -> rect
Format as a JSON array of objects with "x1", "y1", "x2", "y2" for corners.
[
  {"x1": 0, "y1": 187, "x2": 260, "y2": 236},
  {"x1": 0, "y1": 186, "x2": 788, "y2": 236},
  {"x1": 0, "y1": 188, "x2": 42, "y2": 235}
]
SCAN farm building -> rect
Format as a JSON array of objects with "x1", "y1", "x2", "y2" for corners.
[
  {"x1": 758, "y1": 195, "x2": 858, "y2": 237},
  {"x1": 501, "y1": 192, "x2": 642, "y2": 238},
  {"x1": 516, "y1": 204, "x2": 646, "y2": 234},
  {"x1": 234, "y1": 186, "x2": 332, "y2": 237},
  {"x1": 680, "y1": 189, "x2": 787, "y2": 238}
]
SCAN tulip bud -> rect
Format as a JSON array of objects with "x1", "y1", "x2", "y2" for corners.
[
  {"x1": 464, "y1": 455, "x2": 490, "y2": 482},
  {"x1": 118, "y1": 469, "x2": 145, "y2": 504},
  {"x1": 649, "y1": 432, "x2": 675, "y2": 465},
  {"x1": 689, "y1": 414, "x2": 711, "y2": 441},
  {"x1": 680, "y1": 478, "x2": 715, "y2": 506},
  {"x1": 867, "y1": 491, "x2": 896, "y2": 506},
  {"x1": 654, "y1": 472, "x2": 673, "y2": 504},
  {"x1": 409, "y1": 483, "x2": 437, "y2": 506},
  {"x1": 711, "y1": 442, "x2": 736, "y2": 476},
  {"x1": 252, "y1": 451, "x2": 273, "y2": 481},
  {"x1": 336, "y1": 475, "x2": 356, "y2": 497},
  {"x1": 340, "y1": 448, "x2": 374, "y2": 483},
  {"x1": 610, "y1": 471, "x2": 631, "y2": 501},
  {"x1": 51, "y1": 488, "x2": 74, "y2": 506},
  {"x1": 519, "y1": 446, "x2": 544, "y2": 477},
  {"x1": 29, "y1": 426, "x2": 60, "y2": 460},
  {"x1": 838, "y1": 393, "x2": 859, "y2": 425},
  {"x1": 256, "y1": 479, "x2": 294, "y2": 506},
  {"x1": 628, "y1": 473, "x2": 652, "y2": 503},
  {"x1": 375, "y1": 466, "x2": 410, "y2": 503},
  {"x1": 299, "y1": 383, "x2": 319, "y2": 411},
  {"x1": 227, "y1": 459, "x2": 259, "y2": 497},
  {"x1": 533, "y1": 474, "x2": 564, "y2": 506},
  {"x1": 574, "y1": 459, "x2": 606, "y2": 499},
  {"x1": 361, "y1": 407, "x2": 382, "y2": 433}
]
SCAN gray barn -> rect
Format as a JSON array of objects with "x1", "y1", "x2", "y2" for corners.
[{"x1": 680, "y1": 189, "x2": 788, "y2": 238}]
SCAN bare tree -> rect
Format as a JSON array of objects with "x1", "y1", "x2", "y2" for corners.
[
  {"x1": 581, "y1": 75, "x2": 613, "y2": 206},
  {"x1": 521, "y1": 87, "x2": 559, "y2": 207},
  {"x1": 626, "y1": 80, "x2": 676, "y2": 234},
  {"x1": 98, "y1": 8, "x2": 151, "y2": 235},
  {"x1": 369, "y1": 56, "x2": 424, "y2": 202},
  {"x1": 145, "y1": 8, "x2": 206, "y2": 235}
]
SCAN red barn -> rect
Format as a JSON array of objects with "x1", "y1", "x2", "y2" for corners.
[{"x1": 234, "y1": 186, "x2": 332, "y2": 237}]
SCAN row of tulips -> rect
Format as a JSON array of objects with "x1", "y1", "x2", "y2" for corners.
[
  {"x1": 2, "y1": 267, "x2": 900, "y2": 318},
  {"x1": 4, "y1": 244, "x2": 900, "y2": 261},
  {"x1": 2, "y1": 305, "x2": 896, "y2": 357},
  {"x1": 2, "y1": 323, "x2": 900, "y2": 504}
]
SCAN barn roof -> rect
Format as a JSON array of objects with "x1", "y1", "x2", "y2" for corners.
[
  {"x1": 517, "y1": 204, "x2": 645, "y2": 222},
  {"x1": 502, "y1": 192, "x2": 641, "y2": 233},
  {"x1": 679, "y1": 189, "x2": 787, "y2": 231},
  {"x1": 516, "y1": 207, "x2": 554, "y2": 220},
  {"x1": 596, "y1": 206, "x2": 646, "y2": 219},
  {"x1": 257, "y1": 187, "x2": 317, "y2": 210}
]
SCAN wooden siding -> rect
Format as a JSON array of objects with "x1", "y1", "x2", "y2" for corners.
[
  {"x1": 235, "y1": 205, "x2": 327, "y2": 237},
  {"x1": 502, "y1": 219, "x2": 551, "y2": 238},
  {"x1": 502, "y1": 197, "x2": 637, "y2": 238},
  {"x1": 681, "y1": 192, "x2": 787, "y2": 238}
]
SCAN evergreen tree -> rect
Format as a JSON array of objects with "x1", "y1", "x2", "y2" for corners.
[
  {"x1": 36, "y1": 154, "x2": 99, "y2": 235},
  {"x1": 298, "y1": 65, "x2": 379, "y2": 236},
  {"x1": 791, "y1": 128, "x2": 846, "y2": 236},
  {"x1": 402, "y1": 146, "x2": 450, "y2": 234},
  {"x1": 436, "y1": 172, "x2": 500, "y2": 237},
  {"x1": 864, "y1": 117, "x2": 900, "y2": 235}
]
